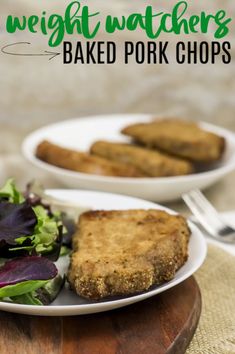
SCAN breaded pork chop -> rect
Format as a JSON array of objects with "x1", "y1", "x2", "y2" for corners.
[
  {"x1": 36, "y1": 140, "x2": 145, "y2": 177},
  {"x1": 122, "y1": 119, "x2": 225, "y2": 162},
  {"x1": 90, "y1": 141, "x2": 193, "y2": 177},
  {"x1": 68, "y1": 209, "x2": 190, "y2": 299}
]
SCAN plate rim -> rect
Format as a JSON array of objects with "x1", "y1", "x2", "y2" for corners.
[
  {"x1": 0, "y1": 189, "x2": 207, "y2": 315},
  {"x1": 22, "y1": 114, "x2": 235, "y2": 184}
]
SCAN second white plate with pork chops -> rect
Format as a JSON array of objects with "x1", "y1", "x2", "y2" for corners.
[{"x1": 22, "y1": 114, "x2": 235, "y2": 202}]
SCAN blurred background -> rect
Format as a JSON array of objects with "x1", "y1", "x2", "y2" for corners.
[{"x1": 0, "y1": 0, "x2": 234, "y2": 209}]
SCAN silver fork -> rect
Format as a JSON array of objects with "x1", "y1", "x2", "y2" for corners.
[{"x1": 182, "y1": 189, "x2": 235, "y2": 243}]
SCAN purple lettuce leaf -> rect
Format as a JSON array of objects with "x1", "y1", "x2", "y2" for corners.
[
  {"x1": 0, "y1": 256, "x2": 58, "y2": 288},
  {"x1": 0, "y1": 202, "x2": 37, "y2": 245}
]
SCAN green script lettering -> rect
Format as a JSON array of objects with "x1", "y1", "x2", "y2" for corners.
[
  {"x1": 4, "y1": 1, "x2": 232, "y2": 47},
  {"x1": 172, "y1": 1, "x2": 189, "y2": 35},
  {"x1": 188, "y1": 16, "x2": 200, "y2": 33},
  {"x1": 106, "y1": 16, "x2": 125, "y2": 33},
  {"x1": 144, "y1": 7, "x2": 163, "y2": 39},
  {"x1": 65, "y1": 2, "x2": 100, "y2": 39},
  {"x1": 47, "y1": 15, "x2": 64, "y2": 47},
  {"x1": 28, "y1": 16, "x2": 39, "y2": 33},
  {"x1": 6, "y1": 16, "x2": 27, "y2": 32},
  {"x1": 214, "y1": 10, "x2": 232, "y2": 39},
  {"x1": 126, "y1": 13, "x2": 145, "y2": 31}
]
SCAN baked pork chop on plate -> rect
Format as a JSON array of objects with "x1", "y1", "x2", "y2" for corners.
[{"x1": 68, "y1": 209, "x2": 190, "y2": 299}]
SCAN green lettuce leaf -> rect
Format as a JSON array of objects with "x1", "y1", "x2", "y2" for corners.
[
  {"x1": 8, "y1": 275, "x2": 65, "y2": 306},
  {"x1": 60, "y1": 246, "x2": 71, "y2": 257},
  {"x1": 0, "y1": 179, "x2": 25, "y2": 204},
  {"x1": 0, "y1": 280, "x2": 48, "y2": 298},
  {"x1": 10, "y1": 292, "x2": 43, "y2": 305},
  {"x1": 10, "y1": 205, "x2": 63, "y2": 259},
  {"x1": 34, "y1": 274, "x2": 65, "y2": 305}
]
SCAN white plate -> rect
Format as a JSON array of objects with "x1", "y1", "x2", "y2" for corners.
[
  {"x1": 22, "y1": 114, "x2": 235, "y2": 202},
  {"x1": 0, "y1": 189, "x2": 207, "y2": 316}
]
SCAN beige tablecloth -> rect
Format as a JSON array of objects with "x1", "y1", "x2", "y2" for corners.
[{"x1": 187, "y1": 245, "x2": 235, "y2": 354}]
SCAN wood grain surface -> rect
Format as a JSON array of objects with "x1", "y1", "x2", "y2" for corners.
[{"x1": 0, "y1": 276, "x2": 201, "y2": 354}]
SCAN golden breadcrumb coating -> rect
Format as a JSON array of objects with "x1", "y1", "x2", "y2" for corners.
[
  {"x1": 91, "y1": 140, "x2": 193, "y2": 177},
  {"x1": 122, "y1": 119, "x2": 225, "y2": 162},
  {"x1": 36, "y1": 140, "x2": 145, "y2": 177},
  {"x1": 68, "y1": 209, "x2": 190, "y2": 299}
]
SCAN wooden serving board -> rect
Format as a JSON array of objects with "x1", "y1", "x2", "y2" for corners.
[{"x1": 0, "y1": 276, "x2": 201, "y2": 354}]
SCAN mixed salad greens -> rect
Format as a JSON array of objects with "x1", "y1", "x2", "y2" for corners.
[{"x1": 0, "y1": 179, "x2": 73, "y2": 305}]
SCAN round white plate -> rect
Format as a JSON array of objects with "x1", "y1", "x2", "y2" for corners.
[
  {"x1": 0, "y1": 190, "x2": 207, "y2": 316},
  {"x1": 22, "y1": 115, "x2": 235, "y2": 202}
]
